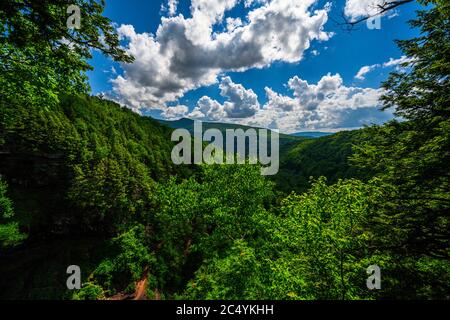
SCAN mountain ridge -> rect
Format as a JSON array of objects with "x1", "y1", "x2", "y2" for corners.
[{"x1": 156, "y1": 118, "x2": 336, "y2": 139}]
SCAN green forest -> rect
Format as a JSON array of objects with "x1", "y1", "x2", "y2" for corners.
[{"x1": 0, "y1": 0, "x2": 449, "y2": 300}]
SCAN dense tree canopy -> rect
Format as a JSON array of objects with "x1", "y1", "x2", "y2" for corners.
[
  {"x1": 351, "y1": 0, "x2": 450, "y2": 297},
  {"x1": 353, "y1": 0, "x2": 449, "y2": 258},
  {"x1": 276, "y1": 130, "x2": 372, "y2": 194},
  {"x1": 0, "y1": 178, "x2": 27, "y2": 249},
  {"x1": 0, "y1": 0, "x2": 132, "y2": 107}
]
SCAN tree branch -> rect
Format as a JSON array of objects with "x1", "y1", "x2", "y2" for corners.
[{"x1": 332, "y1": 0, "x2": 416, "y2": 31}]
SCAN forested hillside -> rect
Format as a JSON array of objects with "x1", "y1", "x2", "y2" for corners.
[
  {"x1": 276, "y1": 130, "x2": 372, "y2": 194},
  {"x1": 1, "y1": 95, "x2": 188, "y2": 236},
  {"x1": 157, "y1": 118, "x2": 306, "y2": 148},
  {"x1": 0, "y1": 95, "x2": 192, "y2": 299},
  {"x1": 158, "y1": 118, "x2": 366, "y2": 194},
  {"x1": 0, "y1": 93, "x2": 368, "y2": 299}
]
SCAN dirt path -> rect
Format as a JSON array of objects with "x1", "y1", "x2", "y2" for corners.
[
  {"x1": 108, "y1": 267, "x2": 155, "y2": 301},
  {"x1": 133, "y1": 276, "x2": 148, "y2": 300}
]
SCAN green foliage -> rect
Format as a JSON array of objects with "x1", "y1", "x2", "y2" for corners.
[
  {"x1": 72, "y1": 283, "x2": 105, "y2": 301},
  {"x1": 0, "y1": 222, "x2": 26, "y2": 250},
  {"x1": 381, "y1": 0, "x2": 450, "y2": 122},
  {"x1": 0, "y1": 178, "x2": 27, "y2": 250},
  {"x1": 183, "y1": 178, "x2": 385, "y2": 300},
  {"x1": 150, "y1": 164, "x2": 274, "y2": 292},
  {"x1": 276, "y1": 130, "x2": 372, "y2": 194},
  {"x1": 184, "y1": 239, "x2": 263, "y2": 300},
  {"x1": 1, "y1": 94, "x2": 182, "y2": 235},
  {"x1": 79, "y1": 225, "x2": 155, "y2": 297},
  {"x1": 0, "y1": 0, "x2": 133, "y2": 108},
  {"x1": 0, "y1": 178, "x2": 13, "y2": 218},
  {"x1": 351, "y1": 0, "x2": 450, "y2": 298}
]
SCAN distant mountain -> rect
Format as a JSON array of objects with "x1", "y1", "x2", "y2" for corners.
[
  {"x1": 158, "y1": 118, "x2": 336, "y2": 139},
  {"x1": 291, "y1": 132, "x2": 334, "y2": 138},
  {"x1": 157, "y1": 118, "x2": 370, "y2": 194},
  {"x1": 157, "y1": 118, "x2": 196, "y2": 130},
  {"x1": 156, "y1": 118, "x2": 308, "y2": 147}
]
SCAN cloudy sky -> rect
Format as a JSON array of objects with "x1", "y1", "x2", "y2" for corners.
[{"x1": 89, "y1": 0, "x2": 420, "y2": 133}]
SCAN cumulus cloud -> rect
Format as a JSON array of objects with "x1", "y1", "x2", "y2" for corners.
[
  {"x1": 251, "y1": 74, "x2": 390, "y2": 132},
  {"x1": 160, "y1": 104, "x2": 189, "y2": 119},
  {"x1": 234, "y1": 73, "x2": 387, "y2": 132},
  {"x1": 112, "y1": 0, "x2": 332, "y2": 112},
  {"x1": 189, "y1": 96, "x2": 227, "y2": 121},
  {"x1": 189, "y1": 76, "x2": 260, "y2": 120},
  {"x1": 264, "y1": 87, "x2": 297, "y2": 112},
  {"x1": 220, "y1": 77, "x2": 260, "y2": 118}
]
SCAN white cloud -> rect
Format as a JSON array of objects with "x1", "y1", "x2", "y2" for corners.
[
  {"x1": 344, "y1": 0, "x2": 405, "y2": 21},
  {"x1": 355, "y1": 64, "x2": 379, "y2": 80},
  {"x1": 244, "y1": 0, "x2": 269, "y2": 8},
  {"x1": 226, "y1": 17, "x2": 243, "y2": 32},
  {"x1": 198, "y1": 73, "x2": 389, "y2": 133},
  {"x1": 189, "y1": 76, "x2": 260, "y2": 120},
  {"x1": 112, "y1": 0, "x2": 332, "y2": 112},
  {"x1": 388, "y1": 11, "x2": 400, "y2": 19},
  {"x1": 161, "y1": 0, "x2": 179, "y2": 16},
  {"x1": 344, "y1": 0, "x2": 386, "y2": 21},
  {"x1": 353, "y1": 55, "x2": 415, "y2": 81},
  {"x1": 160, "y1": 104, "x2": 189, "y2": 119},
  {"x1": 383, "y1": 55, "x2": 415, "y2": 68},
  {"x1": 256, "y1": 73, "x2": 387, "y2": 132},
  {"x1": 189, "y1": 96, "x2": 227, "y2": 121},
  {"x1": 220, "y1": 76, "x2": 260, "y2": 118},
  {"x1": 264, "y1": 87, "x2": 297, "y2": 112}
]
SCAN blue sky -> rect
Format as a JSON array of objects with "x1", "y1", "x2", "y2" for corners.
[{"x1": 87, "y1": 0, "x2": 421, "y2": 133}]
